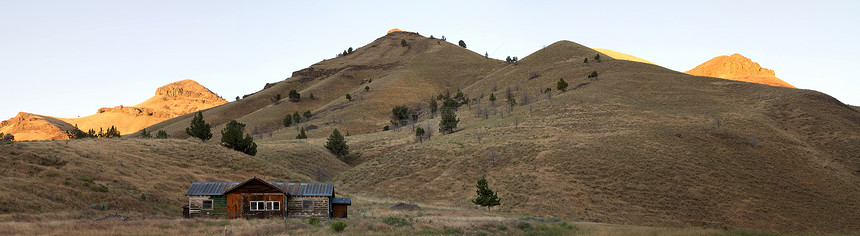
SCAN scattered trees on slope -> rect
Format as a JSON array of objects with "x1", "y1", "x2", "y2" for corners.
[
  {"x1": 139, "y1": 129, "x2": 151, "y2": 138},
  {"x1": 220, "y1": 120, "x2": 257, "y2": 156},
  {"x1": 155, "y1": 130, "x2": 170, "y2": 139},
  {"x1": 185, "y1": 111, "x2": 212, "y2": 141}
]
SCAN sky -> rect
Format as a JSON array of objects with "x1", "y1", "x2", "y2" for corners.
[{"x1": 2, "y1": 0, "x2": 859, "y2": 120}]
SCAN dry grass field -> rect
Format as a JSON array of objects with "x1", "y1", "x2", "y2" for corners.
[
  {"x1": 2, "y1": 31, "x2": 858, "y2": 235},
  {"x1": 1, "y1": 194, "x2": 830, "y2": 236}
]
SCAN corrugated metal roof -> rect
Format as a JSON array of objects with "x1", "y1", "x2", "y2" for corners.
[
  {"x1": 273, "y1": 182, "x2": 334, "y2": 196},
  {"x1": 184, "y1": 182, "x2": 239, "y2": 196},
  {"x1": 332, "y1": 198, "x2": 351, "y2": 205},
  {"x1": 185, "y1": 180, "x2": 333, "y2": 197}
]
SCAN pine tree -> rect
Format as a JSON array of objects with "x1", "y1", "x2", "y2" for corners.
[
  {"x1": 401, "y1": 39, "x2": 407, "y2": 47},
  {"x1": 293, "y1": 112, "x2": 301, "y2": 123},
  {"x1": 439, "y1": 105, "x2": 459, "y2": 133},
  {"x1": 185, "y1": 111, "x2": 212, "y2": 141},
  {"x1": 429, "y1": 97, "x2": 438, "y2": 115},
  {"x1": 283, "y1": 114, "x2": 292, "y2": 127},
  {"x1": 415, "y1": 127, "x2": 425, "y2": 142},
  {"x1": 347, "y1": 47, "x2": 353, "y2": 54},
  {"x1": 489, "y1": 93, "x2": 496, "y2": 106},
  {"x1": 458, "y1": 40, "x2": 467, "y2": 48},
  {"x1": 471, "y1": 177, "x2": 501, "y2": 210},
  {"x1": 346, "y1": 94, "x2": 352, "y2": 101},
  {"x1": 557, "y1": 78, "x2": 569, "y2": 92},
  {"x1": 325, "y1": 129, "x2": 349, "y2": 156},
  {"x1": 296, "y1": 127, "x2": 307, "y2": 139},
  {"x1": 303, "y1": 110, "x2": 312, "y2": 119},
  {"x1": 583, "y1": 58, "x2": 588, "y2": 64},
  {"x1": 365, "y1": 86, "x2": 370, "y2": 92},
  {"x1": 220, "y1": 120, "x2": 257, "y2": 156},
  {"x1": 594, "y1": 54, "x2": 600, "y2": 62}
]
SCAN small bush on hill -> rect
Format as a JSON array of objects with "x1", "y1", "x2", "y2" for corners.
[
  {"x1": 382, "y1": 216, "x2": 411, "y2": 227},
  {"x1": 296, "y1": 127, "x2": 307, "y2": 139},
  {"x1": 588, "y1": 71, "x2": 599, "y2": 78},
  {"x1": 401, "y1": 39, "x2": 407, "y2": 47},
  {"x1": 330, "y1": 221, "x2": 347, "y2": 232},
  {"x1": 139, "y1": 129, "x2": 151, "y2": 138},
  {"x1": 293, "y1": 112, "x2": 301, "y2": 123},
  {"x1": 156, "y1": 130, "x2": 170, "y2": 139},
  {"x1": 458, "y1": 40, "x2": 467, "y2": 48},
  {"x1": 308, "y1": 217, "x2": 320, "y2": 225},
  {"x1": 303, "y1": 110, "x2": 312, "y2": 119},
  {"x1": 283, "y1": 114, "x2": 292, "y2": 127},
  {"x1": 415, "y1": 127, "x2": 425, "y2": 142},
  {"x1": 516, "y1": 222, "x2": 532, "y2": 230},
  {"x1": 557, "y1": 78, "x2": 568, "y2": 92},
  {"x1": 345, "y1": 94, "x2": 352, "y2": 101},
  {"x1": 288, "y1": 90, "x2": 301, "y2": 102}
]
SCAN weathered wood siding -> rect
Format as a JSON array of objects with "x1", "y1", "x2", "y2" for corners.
[
  {"x1": 188, "y1": 196, "x2": 226, "y2": 217},
  {"x1": 332, "y1": 204, "x2": 348, "y2": 218},
  {"x1": 287, "y1": 196, "x2": 330, "y2": 218}
]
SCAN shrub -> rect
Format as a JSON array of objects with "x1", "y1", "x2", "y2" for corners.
[
  {"x1": 594, "y1": 54, "x2": 600, "y2": 61},
  {"x1": 557, "y1": 78, "x2": 568, "y2": 92},
  {"x1": 296, "y1": 127, "x2": 307, "y2": 139},
  {"x1": 139, "y1": 129, "x2": 151, "y2": 138},
  {"x1": 330, "y1": 221, "x2": 347, "y2": 232},
  {"x1": 220, "y1": 120, "x2": 257, "y2": 156},
  {"x1": 588, "y1": 71, "x2": 599, "y2": 78},
  {"x1": 383, "y1": 125, "x2": 390, "y2": 131},
  {"x1": 364, "y1": 86, "x2": 370, "y2": 92},
  {"x1": 347, "y1": 47, "x2": 353, "y2": 54},
  {"x1": 584, "y1": 57, "x2": 588, "y2": 63},
  {"x1": 429, "y1": 97, "x2": 438, "y2": 115},
  {"x1": 325, "y1": 129, "x2": 349, "y2": 156},
  {"x1": 516, "y1": 222, "x2": 532, "y2": 230},
  {"x1": 293, "y1": 112, "x2": 301, "y2": 123},
  {"x1": 415, "y1": 127, "x2": 425, "y2": 142},
  {"x1": 283, "y1": 114, "x2": 292, "y2": 127},
  {"x1": 382, "y1": 216, "x2": 411, "y2": 227},
  {"x1": 458, "y1": 40, "x2": 467, "y2": 48},
  {"x1": 185, "y1": 111, "x2": 212, "y2": 141},
  {"x1": 155, "y1": 130, "x2": 170, "y2": 139},
  {"x1": 345, "y1": 94, "x2": 352, "y2": 101},
  {"x1": 401, "y1": 39, "x2": 407, "y2": 47},
  {"x1": 91, "y1": 184, "x2": 109, "y2": 192},
  {"x1": 288, "y1": 89, "x2": 301, "y2": 102},
  {"x1": 309, "y1": 93, "x2": 314, "y2": 100},
  {"x1": 304, "y1": 110, "x2": 312, "y2": 119},
  {"x1": 308, "y1": 217, "x2": 320, "y2": 225}
]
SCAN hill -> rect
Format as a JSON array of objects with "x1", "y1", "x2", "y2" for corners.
[
  {"x1": 593, "y1": 48, "x2": 655, "y2": 65},
  {"x1": 686, "y1": 54, "x2": 796, "y2": 88},
  {"x1": 4, "y1": 32, "x2": 859, "y2": 234},
  {"x1": 0, "y1": 112, "x2": 75, "y2": 141},
  {"x1": 0, "y1": 80, "x2": 225, "y2": 141}
]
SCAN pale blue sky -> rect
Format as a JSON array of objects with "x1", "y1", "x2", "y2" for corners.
[{"x1": 2, "y1": 0, "x2": 858, "y2": 120}]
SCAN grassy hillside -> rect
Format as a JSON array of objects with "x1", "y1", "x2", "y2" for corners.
[
  {"x1": 5, "y1": 32, "x2": 858, "y2": 234},
  {"x1": 0, "y1": 138, "x2": 348, "y2": 219}
]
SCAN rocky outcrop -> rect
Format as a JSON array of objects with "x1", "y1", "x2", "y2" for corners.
[{"x1": 686, "y1": 54, "x2": 795, "y2": 88}]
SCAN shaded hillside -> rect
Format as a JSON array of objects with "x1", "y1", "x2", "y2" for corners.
[
  {"x1": 0, "y1": 112, "x2": 75, "y2": 141},
  {"x1": 0, "y1": 138, "x2": 349, "y2": 218},
  {"x1": 687, "y1": 54, "x2": 796, "y2": 88},
  {"x1": 140, "y1": 31, "x2": 505, "y2": 143},
  {"x1": 333, "y1": 41, "x2": 860, "y2": 233}
]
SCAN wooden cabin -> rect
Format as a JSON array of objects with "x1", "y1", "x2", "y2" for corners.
[{"x1": 184, "y1": 177, "x2": 350, "y2": 219}]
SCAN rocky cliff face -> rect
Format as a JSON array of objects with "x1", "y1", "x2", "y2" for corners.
[
  {"x1": 136, "y1": 79, "x2": 227, "y2": 117},
  {"x1": 686, "y1": 54, "x2": 795, "y2": 88}
]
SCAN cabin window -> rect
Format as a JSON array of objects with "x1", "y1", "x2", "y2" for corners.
[
  {"x1": 202, "y1": 200, "x2": 213, "y2": 209},
  {"x1": 302, "y1": 200, "x2": 313, "y2": 211},
  {"x1": 266, "y1": 201, "x2": 280, "y2": 211},
  {"x1": 250, "y1": 201, "x2": 266, "y2": 211}
]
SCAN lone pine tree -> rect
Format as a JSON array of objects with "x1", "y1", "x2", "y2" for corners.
[
  {"x1": 185, "y1": 111, "x2": 212, "y2": 141},
  {"x1": 220, "y1": 120, "x2": 257, "y2": 156},
  {"x1": 472, "y1": 177, "x2": 501, "y2": 210},
  {"x1": 325, "y1": 129, "x2": 349, "y2": 156}
]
